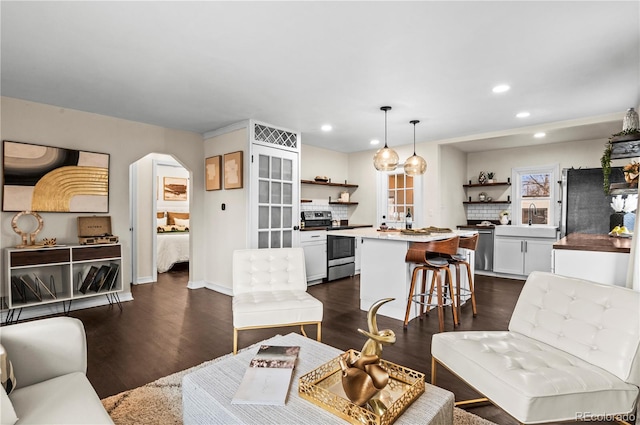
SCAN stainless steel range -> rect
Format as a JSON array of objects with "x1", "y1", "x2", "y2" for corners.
[
  {"x1": 301, "y1": 210, "x2": 355, "y2": 281},
  {"x1": 301, "y1": 210, "x2": 332, "y2": 228}
]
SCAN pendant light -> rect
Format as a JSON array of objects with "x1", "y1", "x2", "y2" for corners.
[
  {"x1": 404, "y1": 120, "x2": 427, "y2": 176},
  {"x1": 373, "y1": 106, "x2": 399, "y2": 171}
]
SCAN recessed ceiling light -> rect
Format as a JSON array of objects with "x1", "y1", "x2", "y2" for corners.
[
  {"x1": 321, "y1": 124, "x2": 332, "y2": 132},
  {"x1": 534, "y1": 132, "x2": 546, "y2": 138},
  {"x1": 370, "y1": 139, "x2": 380, "y2": 145},
  {"x1": 492, "y1": 84, "x2": 510, "y2": 93},
  {"x1": 516, "y1": 111, "x2": 530, "y2": 118}
]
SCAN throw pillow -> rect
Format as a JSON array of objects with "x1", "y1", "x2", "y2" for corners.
[
  {"x1": 0, "y1": 388, "x2": 18, "y2": 425},
  {"x1": 0, "y1": 344, "x2": 16, "y2": 395},
  {"x1": 174, "y1": 218, "x2": 189, "y2": 227},
  {"x1": 157, "y1": 217, "x2": 167, "y2": 227}
]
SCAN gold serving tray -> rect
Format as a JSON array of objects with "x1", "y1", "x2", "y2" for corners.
[{"x1": 298, "y1": 350, "x2": 425, "y2": 425}]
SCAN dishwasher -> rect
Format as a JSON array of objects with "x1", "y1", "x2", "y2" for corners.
[
  {"x1": 475, "y1": 229, "x2": 494, "y2": 272},
  {"x1": 458, "y1": 225, "x2": 494, "y2": 272}
]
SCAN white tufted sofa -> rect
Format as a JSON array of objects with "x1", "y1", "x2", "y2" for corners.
[
  {"x1": 431, "y1": 271, "x2": 639, "y2": 424},
  {"x1": 232, "y1": 247, "x2": 323, "y2": 354}
]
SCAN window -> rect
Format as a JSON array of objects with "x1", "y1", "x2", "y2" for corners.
[
  {"x1": 512, "y1": 165, "x2": 559, "y2": 226},
  {"x1": 377, "y1": 170, "x2": 422, "y2": 228}
]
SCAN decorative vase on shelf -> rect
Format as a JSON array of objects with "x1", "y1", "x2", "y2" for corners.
[
  {"x1": 610, "y1": 212, "x2": 625, "y2": 230},
  {"x1": 478, "y1": 171, "x2": 487, "y2": 185},
  {"x1": 623, "y1": 108, "x2": 639, "y2": 131},
  {"x1": 623, "y1": 213, "x2": 636, "y2": 231}
]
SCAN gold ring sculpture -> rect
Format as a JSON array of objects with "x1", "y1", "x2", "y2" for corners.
[{"x1": 12, "y1": 211, "x2": 44, "y2": 248}]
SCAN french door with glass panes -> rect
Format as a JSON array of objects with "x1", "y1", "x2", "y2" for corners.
[{"x1": 251, "y1": 144, "x2": 299, "y2": 249}]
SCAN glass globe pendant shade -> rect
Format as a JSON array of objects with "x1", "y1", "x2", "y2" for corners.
[
  {"x1": 404, "y1": 119, "x2": 427, "y2": 176},
  {"x1": 373, "y1": 106, "x2": 398, "y2": 171},
  {"x1": 404, "y1": 154, "x2": 427, "y2": 176},
  {"x1": 373, "y1": 146, "x2": 400, "y2": 171}
]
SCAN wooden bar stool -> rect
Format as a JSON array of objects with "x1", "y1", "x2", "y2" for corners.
[
  {"x1": 403, "y1": 236, "x2": 459, "y2": 332},
  {"x1": 447, "y1": 234, "x2": 478, "y2": 325}
]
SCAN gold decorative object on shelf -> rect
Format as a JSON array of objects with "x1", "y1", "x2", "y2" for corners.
[
  {"x1": 11, "y1": 211, "x2": 44, "y2": 248},
  {"x1": 42, "y1": 238, "x2": 57, "y2": 246},
  {"x1": 300, "y1": 298, "x2": 424, "y2": 424}
]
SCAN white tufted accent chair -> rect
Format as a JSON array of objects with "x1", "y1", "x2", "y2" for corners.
[
  {"x1": 232, "y1": 247, "x2": 323, "y2": 354},
  {"x1": 431, "y1": 271, "x2": 640, "y2": 424}
]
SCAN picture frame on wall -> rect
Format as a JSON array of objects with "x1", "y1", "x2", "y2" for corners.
[
  {"x1": 205, "y1": 155, "x2": 222, "y2": 191},
  {"x1": 224, "y1": 151, "x2": 243, "y2": 189},
  {"x1": 163, "y1": 177, "x2": 188, "y2": 201},
  {"x1": 2, "y1": 140, "x2": 110, "y2": 212}
]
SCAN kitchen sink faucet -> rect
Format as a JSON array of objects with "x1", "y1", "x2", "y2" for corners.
[{"x1": 528, "y1": 203, "x2": 537, "y2": 225}]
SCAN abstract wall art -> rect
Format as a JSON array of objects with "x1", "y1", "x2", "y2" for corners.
[
  {"x1": 2, "y1": 140, "x2": 110, "y2": 212},
  {"x1": 205, "y1": 155, "x2": 222, "y2": 191},
  {"x1": 163, "y1": 177, "x2": 188, "y2": 201},
  {"x1": 224, "y1": 151, "x2": 243, "y2": 189}
]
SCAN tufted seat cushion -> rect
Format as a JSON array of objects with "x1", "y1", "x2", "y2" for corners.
[
  {"x1": 233, "y1": 290, "x2": 323, "y2": 328},
  {"x1": 433, "y1": 331, "x2": 638, "y2": 423},
  {"x1": 432, "y1": 272, "x2": 640, "y2": 424}
]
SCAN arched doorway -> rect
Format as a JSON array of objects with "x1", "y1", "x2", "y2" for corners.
[{"x1": 130, "y1": 153, "x2": 192, "y2": 284}]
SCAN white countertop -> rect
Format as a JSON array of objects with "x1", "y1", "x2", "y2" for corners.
[{"x1": 326, "y1": 227, "x2": 477, "y2": 242}]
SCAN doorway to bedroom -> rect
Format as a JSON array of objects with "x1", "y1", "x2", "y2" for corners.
[{"x1": 130, "y1": 153, "x2": 191, "y2": 285}]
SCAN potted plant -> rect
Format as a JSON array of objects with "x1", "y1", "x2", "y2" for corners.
[
  {"x1": 487, "y1": 172, "x2": 495, "y2": 183},
  {"x1": 601, "y1": 129, "x2": 640, "y2": 194}
]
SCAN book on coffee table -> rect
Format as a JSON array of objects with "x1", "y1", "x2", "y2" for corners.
[{"x1": 231, "y1": 345, "x2": 300, "y2": 406}]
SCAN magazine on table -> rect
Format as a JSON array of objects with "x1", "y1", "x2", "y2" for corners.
[{"x1": 231, "y1": 345, "x2": 300, "y2": 406}]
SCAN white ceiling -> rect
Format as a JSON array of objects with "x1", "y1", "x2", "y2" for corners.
[{"x1": 1, "y1": 1, "x2": 638, "y2": 153}]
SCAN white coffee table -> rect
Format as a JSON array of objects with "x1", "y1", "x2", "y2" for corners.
[{"x1": 183, "y1": 333, "x2": 454, "y2": 424}]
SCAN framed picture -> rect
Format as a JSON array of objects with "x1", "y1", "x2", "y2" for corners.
[
  {"x1": 224, "y1": 151, "x2": 243, "y2": 189},
  {"x1": 163, "y1": 177, "x2": 188, "y2": 201},
  {"x1": 2, "y1": 140, "x2": 110, "y2": 212},
  {"x1": 205, "y1": 155, "x2": 222, "y2": 191}
]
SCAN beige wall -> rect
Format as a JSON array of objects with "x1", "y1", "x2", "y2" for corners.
[
  {"x1": 466, "y1": 137, "x2": 609, "y2": 181},
  {"x1": 1, "y1": 97, "x2": 205, "y2": 307},
  {"x1": 439, "y1": 145, "x2": 467, "y2": 228},
  {"x1": 203, "y1": 126, "x2": 248, "y2": 294}
]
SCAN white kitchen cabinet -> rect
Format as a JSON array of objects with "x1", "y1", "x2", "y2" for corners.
[
  {"x1": 494, "y1": 236, "x2": 555, "y2": 276},
  {"x1": 300, "y1": 231, "x2": 326, "y2": 283},
  {"x1": 553, "y1": 249, "x2": 629, "y2": 287}
]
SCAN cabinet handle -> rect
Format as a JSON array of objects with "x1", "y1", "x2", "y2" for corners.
[
  {"x1": 521, "y1": 241, "x2": 524, "y2": 252},
  {"x1": 524, "y1": 241, "x2": 528, "y2": 253},
  {"x1": 310, "y1": 235, "x2": 320, "y2": 238}
]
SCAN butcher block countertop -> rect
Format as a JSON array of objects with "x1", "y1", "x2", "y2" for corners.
[{"x1": 553, "y1": 233, "x2": 632, "y2": 254}]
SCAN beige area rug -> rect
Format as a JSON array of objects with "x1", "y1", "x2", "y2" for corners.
[{"x1": 102, "y1": 350, "x2": 496, "y2": 425}]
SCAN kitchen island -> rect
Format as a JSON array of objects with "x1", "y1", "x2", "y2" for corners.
[
  {"x1": 552, "y1": 233, "x2": 631, "y2": 287},
  {"x1": 326, "y1": 228, "x2": 477, "y2": 322}
]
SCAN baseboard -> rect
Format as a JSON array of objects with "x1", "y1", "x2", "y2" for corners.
[
  {"x1": 1, "y1": 292, "x2": 134, "y2": 323},
  {"x1": 135, "y1": 276, "x2": 155, "y2": 284},
  {"x1": 187, "y1": 279, "x2": 206, "y2": 289},
  {"x1": 203, "y1": 281, "x2": 233, "y2": 296}
]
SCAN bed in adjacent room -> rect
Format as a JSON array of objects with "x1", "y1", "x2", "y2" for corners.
[{"x1": 157, "y1": 211, "x2": 190, "y2": 273}]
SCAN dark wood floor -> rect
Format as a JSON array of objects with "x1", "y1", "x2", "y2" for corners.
[{"x1": 66, "y1": 266, "x2": 613, "y2": 425}]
